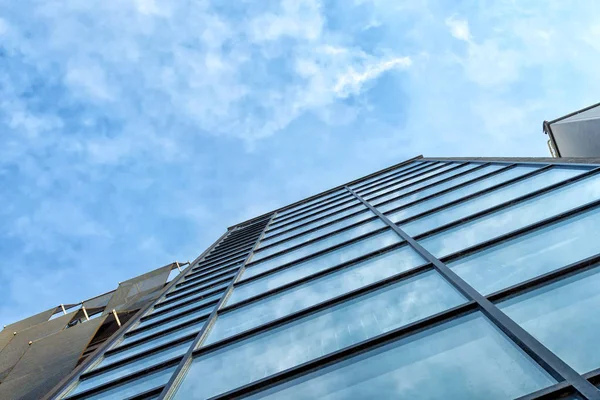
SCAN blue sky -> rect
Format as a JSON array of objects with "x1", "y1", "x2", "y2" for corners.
[{"x1": 1, "y1": 0, "x2": 599, "y2": 326}]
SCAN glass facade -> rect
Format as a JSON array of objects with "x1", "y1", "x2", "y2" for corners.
[{"x1": 54, "y1": 158, "x2": 600, "y2": 400}]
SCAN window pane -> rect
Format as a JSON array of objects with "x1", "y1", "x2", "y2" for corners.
[
  {"x1": 70, "y1": 342, "x2": 190, "y2": 396},
  {"x1": 277, "y1": 190, "x2": 345, "y2": 218},
  {"x1": 387, "y1": 165, "x2": 538, "y2": 223},
  {"x1": 231, "y1": 230, "x2": 402, "y2": 305},
  {"x1": 123, "y1": 310, "x2": 207, "y2": 346},
  {"x1": 351, "y1": 161, "x2": 423, "y2": 190},
  {"x1": 243, "y1": 219, "x2": 389, "y2": 280},
  {"x1": 205, "y1": 246, "x2": 425, "y2": 345},
  {"x1": 175, "y1": 271, "x2": 465, "y2": 399},
  {"x1": 270, "y1": 194, "x2": 354, "y2": 228},
  {"x1": 363, "y1": 163, "x2": 460, "y2": 200},
  {"x1": 500, "y1": 265, "x2": 600, "y2": 373},
  {"x1": 403, "y1": 166, "x2": 585, "y2": 237},
  {"x1": 263, "y1": 204, "x2": 366, "y2": 243},
  {"x1": 418, "y1": 169, "x2": 597, "y2": 257},
  {"x1": 150, "y1": 291, "x2": 222, "y2": 315},
  {"x1": 248, "y1": 313, "x2": 555, "y2": 400},
  {"x1": 96, "y1": 321, "x2": 203, "y2": 370},
  {"x1": 355, "y1": 162, "x2": 444, "y2": 195},
  {"x1": 377, "y1": 164, "x2": 505, "y2": 213},
  {"x1": 371, "y1": 163, "x2": 484, "y2": 205},
  {"x1": 76, "y1": 366, "x2": 176, "y2": 400},
  {"x1": 142, "y1": 301, "x2": 215, "y2": 326},
  {"x1": 449, "y1": 206, "x2": 600, "y2": 294},
  {"x1": 255, "y1": 210, "x2": 374, "y2": 257},
  {"x1": 266, "y1": 199, "x2": 361, "y2": 236}
]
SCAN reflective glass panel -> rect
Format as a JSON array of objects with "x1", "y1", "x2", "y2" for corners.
[
  {"x1": 351, "y1": 161, "x2": 423, "y2": 190},
  {"x1": 267, "y1": 199, "x2": 360, "y2": 235},
  {"x1": 370, "y1": 163, "x2": 483, "y2": 205},
  {"x1": 386, "y1": 165, "x2": 538, "y2": 223},
  {"x1": 231, "y1": 230, "x2": 402, "y2": 305},
  {"x1": 363, "y1": 163, "x2": 459, "y2": 200},
  {"x1": 70, "y1": 342, "x2": 189, "y2": 396},
  {"x1": 124, "y1": 311, "x2": 207, "y2": 346},
  {"x1": 143, "y1": 300, "x2": 215, "y2": 325},
  {"x1": 78, "y1": 366, "x2": 176, "y2": 400},
  {"x1": 270, "y1": 194, "x2": 354, "y2": 228},
  {"x1": 262, "y1": 204, "x2": 366, "y2": 243},
  {"x1": 377, "y1": 164, "x2": 505, "y2": 212},
  {"x1": 175, "y1": 271, "x2": 465, "y2": 399},
  {"x1": 419, "y1": 168, "x2": 597, "y2": 258},
  {"x1": 355, "y1": 162, "x2": 445, "y2": 195},
  {"x1": 274, "y1": 193, "x2": 351, "y2": 222},
  {"x1": 248, "y1": 313, "x2": 555, "y2": 400},
  {"x1": 151, "y1": 291, "x2": 222, "y2": 314},
  {"x1": 244, "y1": 219, "x2": 389, "y2": 280},
  {"x1": 205, "y1": 246, "x2": 425, "y2": 345},
  {"x1": 449, "y1": 207, "x2": 600, "y2": 294},
  {"x1": 96, "y1": 322, "x2": 203, "y2": 370},
  {"x1": 161, "y1": 282, "x2": 229, "y2": 307},
  {"x1": 254, "y1": 210, "x2": 374, "y2": 257},
  {"x1": 277, "y1": 190, "x2": 345, "y2": 218},
  {"x1": 500, "y1": 265, "x2": 600, "y2": 373},
  {"x1": 404, "y1": 166, "x2": 585, "y2": 236}
]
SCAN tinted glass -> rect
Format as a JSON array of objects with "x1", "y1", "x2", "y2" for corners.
[
  {"x1": 350, "y1": 161, "x2": 422, "y2": 190},
  {"x1": 370, "y1": 163, "x2": 483, "y2": 205},
  {"x1": 80, "y1": 366, "x2": 176, "y2": 400},
  {"x1": 124, "y1": 310, "x2": 207, "y2": 346},
  {"x1": 276, "y1": 190, "x2": 345, "y2": 218},
  {"x1": 417, "y1": 169, "x2": 596, "y2": 257},
  {"x1": 151, "y1": 292, "x2": 222, "y2": 315},
  {"x1": 254, "y1": 210, "x2": 375, "y2": 258},
  {"x1": 176, "y1": 271, "x2": 465, "y2": 399},
  {"x1": 243, "y1": 219, "x2": 389, "y2": 280},
  {"x1": 449, "y1": 207, "x2": 600, "y2": 294},
  {"x1": 248, "y1": 313, "x2": 554, "y2": 400},
  {"x1": 404, "y1": 166, "x2": 585, "y2": 237},
  {"x1": 70, "y1": 342, "x2": 189, "y2": 396},
  {"x1": 500, "y1": 266, "x2": 600, "y2": 373},
  {"x1": 270, "y1": 194, "x2": 354, "y2": 228},
  {"x1": 377, "y1": 164, "x2": 505, "y2": 212},
  {"x1": 231, "y1": 230, "x2": 402, "y2": 305},
  {"x1": 142, "y1": 301, "x2": 215, "y2": 325},
  {"x1": 205, "y1": 246, "x2": 425, "y2": 345},
  {"x1": 262, "y1": 204, "x2": 366, "y2": 243}
]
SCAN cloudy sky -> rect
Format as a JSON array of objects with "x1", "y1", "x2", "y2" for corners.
[{"x1": 1, "y1": 0, "x2": 599, "y2": 326}]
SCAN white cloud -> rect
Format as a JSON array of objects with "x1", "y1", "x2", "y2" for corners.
[
  {"x1": 446, "y1": 15, "x2": 471, "y2": 42},
  {"x1": 334, "y1": 57, "x2": 412, "y2": 97}
]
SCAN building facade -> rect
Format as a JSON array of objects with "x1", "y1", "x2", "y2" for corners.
[
  {"x1": 544, "y1": 102, "x2": 600, "y2": 157},
  {"x1": 42, "y1": 155, "x2": 600, "y2": 400}
]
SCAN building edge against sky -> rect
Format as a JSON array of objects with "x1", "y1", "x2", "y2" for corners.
[{"x1": 5, "y1": 154, "x2": 600, "y2": 399}]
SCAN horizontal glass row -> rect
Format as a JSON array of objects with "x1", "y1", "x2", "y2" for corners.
[
  {"x1": 275, "y1": 189, "x2": 346, "y2": 219},
  {"x1": 349, "y1": 161, "x2": 423, "y2": 191},
  {"x1": 269, "y1": 193, "x2": 354, "y2": 229},
  {"x1": 355, "y1": 161, "x2": 445, "y2": 196},
  {"x1": 245, "y1": 218, "x2": 388, "y2": 278}
]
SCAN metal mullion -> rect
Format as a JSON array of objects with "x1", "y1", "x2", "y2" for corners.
[
  {"x1": 206, "y1": 244, "x2": 254, "y2": 262},
  {"x1": 258, "y1": 208, "x2": 371, "y2": 251},
  {"x1": 125, "y1": 386, "x2": 165, "y2": 400},
  {"x1": 186, "y1": 262, "x2": 241, "y2": 281},
  {"x1": 421, "y1": 157, "x2": 600, "y2": 168},
  {"x1": 514, "y1": 382, "x2": 574, "y2": 400},
  {"x1": 242, "y1": 226, "x2": 389, "y2": 283},
  {"x1": 378, "y1": 163, "x2": 516, "y2": 216},
  {"x1": 125, "y1": 311, "x2": 208, "y2": 341},
  {"x1": 350, "y1": 160, "x2": 428, "y2": 191},
  {"x1": 251, "y1": 215, "x2": 380, "y2": 265},
  {"x1": 224, "y1": 241, "x2": 409, "y2": 313},
  {"x1": 357, "y1": 161, "x2": 450, "y2": 197},
  {"x1": 208, "y1": 302, "x2": 478, "y2": 400},
  {"x1": 362, "y1": 162, "x2": 469, "y2": 202},
  {"x1": 203, "y1": 251, "x2": 251, "y2": 268},
  {"x1": 196, "y1": 262, "x2": 437, "y2": 356},
  {"x1": 276, "y1": 191, "x2": 348, "y2": 220},
  {"x1": 584, "y1": 368, "x2": 600, "y2": 385},
  {"x1": 222, "y1": 229, "x2": 262, "y2": 244},
  {"x1": 83, "y1": 333, "x2": 197, "y2": 380},
  {"x1": 266, "y1": 197, "x2": 359, "y2": 234},
  {"x1": 371, "y1": 162, "x2": 490, "y2": 209},
  {"x1": 191, "y1": 259, "x2": 244, "y2": 276},
  {"x1": 269, "y1": 196, "x2": 355, "y2": 231},
  {"x1": 152, "y1": 288, "x2": 225, "y2": 314},
  {"x1": 159, "y1": 282, "x2": 229, "y2": 308},
  {"x1": 63, "y1": 358, "x2": 181, "y2": 400},
  {"x1": 193, "y1": 255, "x2": 246, "y2": 272},
  {"x1": 168, "y1": 274, "x2": 234, "y2": 298},
  {"x1": 44, "y1": 230, "x2": 232, "y2": 400},
  {"x1": 390, "y1": 164, "x2": 554, "y2": 230},
  {"x1": 487, "y1": 253, "x2": 600, "y2": 303},
  {"x1": 141, "y1": 298, "x2": 218, "y2": 322},
  {"x1": 355, "y1": 161, "x2": 441, "y2": 194},
  {"x1": 412, "y1": 172, "x2": 600, "y2": 250},
  {"x1": 210, "y1": 238, "x2": 256, "y2": 255},
  {"x1": 263, "y1": 202, "x2": 363, "y2": 242},
  {"x1": 270, "y1": 193, "x2": 355, "y2": 227},
  {"x1": 157, "y1": 215, "x2": 276, "y2": 400},
  {"x1": 346, "y1": 185, "x2": 600, "y2": 399},
  {"x1": 181, "y1": 265, "x2": 240, "y2": 286}
]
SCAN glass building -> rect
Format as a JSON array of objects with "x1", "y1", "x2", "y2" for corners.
[{"x1": 47, "y1": 156, "x2": 600, "y2": 400}]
